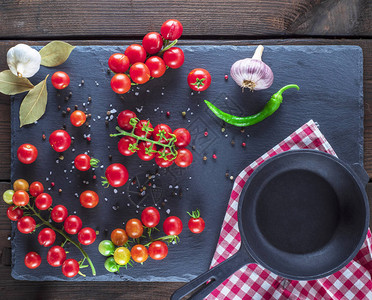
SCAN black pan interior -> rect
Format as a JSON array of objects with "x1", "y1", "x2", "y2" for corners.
[{"x1": 239, "y1": 150, "x2": 368, "y2": 280}]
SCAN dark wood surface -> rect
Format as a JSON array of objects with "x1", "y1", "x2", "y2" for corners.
[{"x1": 0, "y1": 0, "x2": 371, "y2": 299}]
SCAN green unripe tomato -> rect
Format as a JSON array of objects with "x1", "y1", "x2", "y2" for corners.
[
  {"x1": 3, "y1": 190, "x2": 15, "y2": 205},
  {"x1": 104, "y1": 257, "x2": 120, "y2": 273},
  {"x1": 98, "y1": 240, "x2": 115, "y2": 256}
]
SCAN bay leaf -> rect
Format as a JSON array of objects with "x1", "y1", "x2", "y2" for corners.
[
  {"x1": 39, "y1": 41, "x2": 75, "y2": 67},
  {"x1": 0, "y1": 70, "x2": 34, "y2": 95},
  {"x1": 19, "y1": 75, "x2": 49, "y2": 127}
]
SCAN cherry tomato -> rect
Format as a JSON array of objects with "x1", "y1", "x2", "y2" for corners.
[
  {"x1": 142, "y1": 32, "x2": 163, "y2": 54},
  {"x1": 49, "y1": 130, "x2": 71, "y2": 152},
  {"x1": 29, "y1": 181, "x2": 44, "y2": 197},
  {"x1": 161, "y1": 19, "x2": 183, "y2": 41},
  {"x1": 173, "y1": 128, "x2": 191, "y2": 147},
  {"x1": 187, "y1": 68, "x2": 212, "y2": 91},
  {"x1": 117, "y1": 110, "x2": 137, "y2": 131},
  {"x1": 163, "y1": 47, "x2": 184, "y2": 69},
  {"x1": 137, "y1": 141, "x2": 157, "y2": 161},
  {"x1": 13, "y1": 179, "x2": 29, "y2": 191},
  {"x1": 51, "y1": 205, "x2": 68, "y2": 223},
  {"x1": 125, "y1": 218, "x2": 143, "y2": 239},
  {"x1": 17, "y1": 143, "x2": 38, "y2": 164},
  {"x1": 108, "y1": 53, "x2": 130, "y2": 73},
  {"x1": 129, "y1": 62, "x2": 150, "y2": 84},
  {"x1": 24, "y1": 252, "x2": 41, "y2": 269},
  {"x1": 141, "y1": 207, "x2": 160, "y2": 228},
  {"x1": 51, "y1": 71, "x2": 70, "y2": 89},
  {"x1": 12, "y1": 190, "x2": 29, "y2": 206},
  {"x1": 38, "y1": 228, "x2": 56, "y2": 247},
  {"x1": 114, "y1": 247, "x2": 131, "y2": 265},
  {"x1": 104, "y1": 256, "x2": 120, "y2": 272},
  {"x1": 124, "y1": 44, "x2": 146, "y2": 64},
  {"x1": 98, "y1": 240, "x2": 116, "y2": 256},
  {"x1": 131, "y1": 244, "x2": 148, "y2": 263},
  {"x1": 78, "y1": 227, "x2": 96, "y2": 245},
  {"x1": 62, "y1": 259, "x2": 79, "y2": 278},
  {"x1": 80, "y1": 190, "x2": 99, "y2": 208},
  {"x1": 188, "y1": 209, "x2": 205, "y2": 234},
  {"x1": 47, "y1": 246, "x2": 66, "y2": 267},
  {"x1": 74, "y1": 154, "x2": 93, "y2": 171},
  {"x1": 7, "y1": 205, "x2": 23, "y2": 221},
  {"x1": 104, "y1": 163, "x2": 129, "y2": 187},
  {"x1": 35, "y1": 193, "x2": 52, "y2": 210},
  {"x1": 3, "y1": 189, "x2": 14, "y2": 204},
  {"x1": 134, "y1": 120, "x2": 153, "y2": 138},
  {"x1": 175, "y1": 148, "x2": 193, "y2": 168},
  {"x1": 70, "y1": 110, "x2": 86, "y2": 127},
  {"x1": 148, "y1": 241, "x2": 168, "y2": 260},
  {"x1": 118, "y1": 136, "x2": 137, "y2": 156},
  {"x1": 64, "y1": 215, "x2": 82, "y2": 235},
  {"x1": 111, "y1": 73, "x2": 131, "y2": 94},
  {"x1": 152, "y1": 124, "x2": 172, "y2": 144},
  {"x1": 111, "y1": 228, "x2": 128, "y2": 246},
  {"x1": 145, "y1": 56, "x2": 166, "y2": 78},
  {"x1": 163, "y1": 216, "x2": 183, "y2": 236},
  {"x1": 17, "y1": 216, "x2": 36, "y2": 234},
  {"x1": 155, "y1": 148, "x2": 174, "y2": 168}
]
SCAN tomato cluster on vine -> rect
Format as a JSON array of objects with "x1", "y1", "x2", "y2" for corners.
[{"x1": 108, "y1": 19, "x2": 184, "y2": 94}]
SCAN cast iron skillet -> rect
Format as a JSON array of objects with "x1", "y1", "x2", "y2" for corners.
[{"x1": 172, "y1": 149, "x2": 370, "y2": 300}]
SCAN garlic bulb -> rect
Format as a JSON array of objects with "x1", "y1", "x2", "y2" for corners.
[
  {"x1": 230, "y1": 45, "x2": 273, "y2": 91},
  {"x1": 7, "y1": 44, "x2": 41, "y2": 78}
]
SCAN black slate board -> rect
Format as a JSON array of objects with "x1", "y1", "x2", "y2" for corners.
[{"x1": 10, "y1": 45, "x2": 363, "y2": 281}]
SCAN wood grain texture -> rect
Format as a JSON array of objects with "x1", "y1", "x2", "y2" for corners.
[{"x1": 0, "y1": 0, "x2": 370, "y2": 38}]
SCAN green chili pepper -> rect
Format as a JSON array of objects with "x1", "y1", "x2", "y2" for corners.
[{"x1": 204, "y1": 84, "x2": 299, "y2": 127}]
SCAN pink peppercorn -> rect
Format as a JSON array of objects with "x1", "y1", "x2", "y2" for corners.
[
  {"x1": 204, "y1": 131, "x2": 208, "y2": 137},
  {"x1": 224, "y1": 75, "x2": 228, "y2": 80},
  {"x1": 51, "y1": 182, "x2": 55, "y2": 187},
  {"x1": 242, "y1": 142, "x2": 246, "y2": 147},
  {"x1": 87, "y1": 136, "x2": 91, "y2": 142},
  {"x1": 93, "y1": 175, "x2": 97, "y2": 180},
  {"x1": 166, "y1": 111, "x2": 170, "y2": 117},
  {"x1": 212, "y1": 154, "x2": 217, "y2": 159}
]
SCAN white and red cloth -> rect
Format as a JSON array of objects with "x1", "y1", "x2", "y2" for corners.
[{"x1": 207, "y1": 120, "x2": 372, "y2": 300}]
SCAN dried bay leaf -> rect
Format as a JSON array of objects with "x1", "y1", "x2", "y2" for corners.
[
  {"x1": 39, "y1": 41, "x2": 75, "y2": 67},
  {"x1": 19, "y1": 75, "x2": 49, "y2": 127},
  {"x1": 0, "y1": 70, "x2": 34, "y2": 95}
]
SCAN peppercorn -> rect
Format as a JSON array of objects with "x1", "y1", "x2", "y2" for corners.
[
  {"x1": 59, "y1": 155, "x2": 64, "y2": 160},
  {"x1": 240, "y1": 128, "x2": 245, "y2": 133},
  {"x1": 65, "y1": 97, "x2": 69, "y2": 101},
  {"x1": 225, "y1": 172, "x2": 229, "y2": 178},
  {"x1": 88, "y1": 96, "x2": 92, "y2": 102},
  {"x1": 105, "y1": 120, "x2": 109, "y2": 126},
  {"x1": 93, "y1": 175, "x2": 97, "y2": 180},
  {"x1": 166, "y1": 111, "x2": 170, "y2": 117},
  {"x1": 58, "y1": 188, "x2": 62, "y2": 193},
  {"x1": 108, "y1": 155, "x2": 112, "y2": 160},
  {"x1": 66, "y1": 107, "x2": 71, "y2": 113},
  {"x1": 212, "y1": 154, "x2": 217, "y2": 159},
  {"x1": 107, "y1": 111, "x2": 111, "y2": 116},
  {"x1": 204, "y1": 131, "x2": 208, "y2": 137},
  {"x1": 81, "y1": 80, "x2": 85, "y2": 85},
  {"x1": 192, "y1": 145, "x2": 196, "y2": 150},
  {"x1": 62, "y1": 124, "x2": 66, "y2": 130},
  {"x1": 230, "y1": 176, "x2": 234, "y2": 181},
  {"x1": 87, "y1": 136, "x2": 91, "y2": 142},
  {"x1": 181, "y1": 111, "x2": 186, "y2": 117},
  {"x1": 224, "y1": 75, "x2": 228, "y2": 80},
  {"x1": 203, "y1": 156, "x2": 207, "y2": 161},
  {"x1": 75, "y1": 105, "x2": 78, "y2": 110},
  {"x1": 62, "y1": 111, "x2": 66, "y2": 117},
  {"x1": 231, "y1": 140, "x2": 235, "y2": 146},
  {"x1": 42, "y1": 134, "x2": 46, "y2": 140},
  {"x1": 242, "y1": 142, "x2": 246, "y2": 147},
  {"x1": 58, "y1": 105, "x2": 61, "y2": 110},
  {"x1": 51, "y1": 182, "x2": 55, "y2": 187}
]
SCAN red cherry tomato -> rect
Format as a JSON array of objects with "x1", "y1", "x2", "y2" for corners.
[
  {"x1": 187, "y1": 68, "x2": 212, "y2": 91},
  {"x1": 12, "y1": 190, "x2": 29, "y2": 206},
  {"x1": 155, "y1": 148, "x2": 174, "y2": 168},
  {"x1": 163, "y1": 47, "x2": 184, "y2": 69},
  {"x1": 148, "y1": 241, "x2": 168, "y2": 260},
  {"x1": 161, "y1": 19, "x2": 183, "y2": 41},
  {"x1": 38, "y1": 228, "x2": 56, "y2": 247},
  {"x1": 49, "y1": 130, "x2": 71, "y2": 152},
  {"x1": 35, "y1": 193, "x2": 52, "y2": 210},
  {"x1": 134, "y1": 120, "x2": 153, "y2": 138},
  {"x1": 173, "y1": 128, "x2": 191, "y2": 147},
  {"x1": 141, "y1": 207, "x2": 160, "y2": 228},
  {"x1": 125, "y1": 218, "x2": 144, "y2": 239},
  {"x1": 74, "y1": 154, "x2": 92, "y2": 171},
  {"x1": 47, "y1": 246, "x2": 66, "y2": 267},
  {"x1": 145, "y1": 56, "x2": 166, "y2": 78},
  {"x1": 131, "y1": 244, "x2": 148, "y2": 263},
  {"x1": 117, "y1": 110, "x2": 137, "y2": 131},
  {"x1": 80, "y1": 190, "x2": 99, "y2": 208},
  {"x1": 142, "y1": 32, "x2": 163, "y2": 54},
  {"x1": 137, "y1": 141, "x2": 157, "y2": 161},
  {"x1": 118, "y1": 136, "x2": 137, "y2": 156},
  {"x1": 111, "y1": 228, "x2": 128, "y2": 246},
  {"x1": 111, "y1": 73, "x2": 131, "y2": 94},
  {"x1": 24, "y1": 252, "x2": 41, "y2": 269},
  {"x1": 17, "y1": 216, "x2": 36, "y2": 234},
  {"x1": 51, "y1": 205, "x2": 68, "y2": 223},
  {"x1": 64, "y1": 215, "x2": 83, "y2": 235},
  {"x1": 70, "y1": 110, "x2": 86, "y2": 127},
  {"x1": 152, "y1": 124, "x2": 172, "y2": 144},
  {"x1": 29, "y1": 181, "x2": 44, "y2": 197},
  {"x1": 104, "y1": 163, "x2": 129, "y2": 187},
  {"x1": 17, "y1": 143, "x2": 38, "y2": 164},
  {"x1": 124, "y1": 44, "x2": 146, "y2": 64},
  {"x1": 108, "y1": 53, "x2": 130, "y2": 73},
  {"x1": 188, "y1": 210, "x2": 205, "y2": 234},
  {"x1": 51, "y1": 71, "x2": 70, "y2": 90},
  {"x1": 62, "y1": 259, "x2": 80, "y2": 278},
  {"x1": 175, "y1": 148, "x2": 193, "y2": 168},
  {"x1": 78, "y1": 227, "x2": 96, "y2": 245},
  {"x1": 7, "y1": 205, "x2": 23, "y2": 221},
  {"x1": 130, "y1": 62, "x2": 150, "y2": 84},
  {"x1": 163, "y1": 216, "x2": 183, "y2": 236}
]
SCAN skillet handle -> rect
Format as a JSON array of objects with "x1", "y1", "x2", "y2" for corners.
[
  {"x1": 171, "y1": 248, "x2": 253, "y2": 300},
  {"x1": 351, "y1": 163, "x2": 369, "y2": 187}
]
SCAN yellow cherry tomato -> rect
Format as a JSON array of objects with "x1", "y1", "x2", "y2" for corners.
[
  {"x1": 13, "y1": 179, "x2": 29, "y2": 192},
  {"x1": 113, "y1": 247, "x2": 131, "y2": 265}
]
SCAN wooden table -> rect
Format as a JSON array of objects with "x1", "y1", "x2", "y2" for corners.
[{"x1": 0, "y1": 1, "x2": 371, "y2": 299}]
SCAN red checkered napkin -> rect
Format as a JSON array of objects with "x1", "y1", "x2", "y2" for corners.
[{"x1": 207, "y1": 119, "x2": 372, "y2": 300}]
